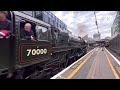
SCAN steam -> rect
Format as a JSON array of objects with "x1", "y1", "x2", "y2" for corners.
[{"x1": 73, "y1": 23, "x2": 89, "y2": 37}]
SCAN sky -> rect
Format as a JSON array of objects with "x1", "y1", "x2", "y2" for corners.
[{"x1": 51, "y1": 11, "x2": 117, "y2": 39}]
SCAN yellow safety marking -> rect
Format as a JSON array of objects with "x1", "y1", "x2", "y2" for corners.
[
  {"x1": 96, "y1": 48, "x2": 99, "y2": 52},
  {"x1": 115, "y1": 66, "x2": 120, "y2": 75},
  {"x1": 67, "y1": 52, "x2": 94, "y2": 79},
  {"x1": 72, "y1": 61, "x2": 82, "y2": 69},
  {"x1": 104, "y1": 51, "x2": 119, "y2": 79}
]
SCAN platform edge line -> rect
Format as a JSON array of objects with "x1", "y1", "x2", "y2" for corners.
[{"x1": 105, "y1": 48, "x2": 120, "y2": 66}]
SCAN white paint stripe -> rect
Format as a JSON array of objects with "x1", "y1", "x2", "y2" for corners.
[
  {"x1": 51, "y1": 47, "x2": 96, "y2": 79},
  {"x1": 105, "y1": 48, "x2": 120, "y2": 66},
  {"x1": 59, "y1": 76, "x2": 66, "y2": 79}
]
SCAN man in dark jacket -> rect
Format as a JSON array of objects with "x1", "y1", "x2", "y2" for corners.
[{"x1": 21, "y1": 23, "x2": 35, "y2": 40}]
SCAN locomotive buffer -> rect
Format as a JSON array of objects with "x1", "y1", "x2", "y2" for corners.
[{"x1": 51, "y1": 47, "x2": 120, "y2": 79}]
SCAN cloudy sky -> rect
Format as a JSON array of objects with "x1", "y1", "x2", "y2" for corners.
[{"x1": 51, "y1": 11, "x2": 117, "y2": 39}]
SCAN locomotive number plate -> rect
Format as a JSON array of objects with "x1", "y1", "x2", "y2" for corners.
[{"x1": 19, "y1": 43, "x2": 50, "y2": 64}]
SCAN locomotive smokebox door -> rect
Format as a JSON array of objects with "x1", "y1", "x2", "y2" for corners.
[{"x1": 18, "y1": 40, "x2": 51, "y2": 65}]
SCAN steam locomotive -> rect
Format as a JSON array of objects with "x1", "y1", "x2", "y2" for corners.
[{"x1": 0, "y1": 11, "x2": 87, "y2": 79}]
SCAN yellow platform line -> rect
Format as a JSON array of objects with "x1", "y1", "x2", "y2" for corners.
[
  {"x1": 96, "y1": 48, "x2": 99, "y2": 51},
  {"x1": 104, "y1": 51, "x2": 119, "y2": 79},
  {"x1": 67, "y1": 52, "x2": 94, "y2": 79}
]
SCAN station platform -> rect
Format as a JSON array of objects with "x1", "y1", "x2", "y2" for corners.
[{"x1": 51, "y1": 47, "x2": 120, "y2": 79}]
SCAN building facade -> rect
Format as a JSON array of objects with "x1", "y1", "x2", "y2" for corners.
[
  {"x1": 111, "y1": 11, "x2": 120, "y2": 38},
  {"x1": 19, "y1": 11, "x2": 67, "y2": 31}
]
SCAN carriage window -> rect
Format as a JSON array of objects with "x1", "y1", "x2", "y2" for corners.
[
  {"x1": 36, "y1": 25, "x2": 48, "y2": 41},
  {"x1": 19, "y1": 20, "x2": 36, "y2": 40}
]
